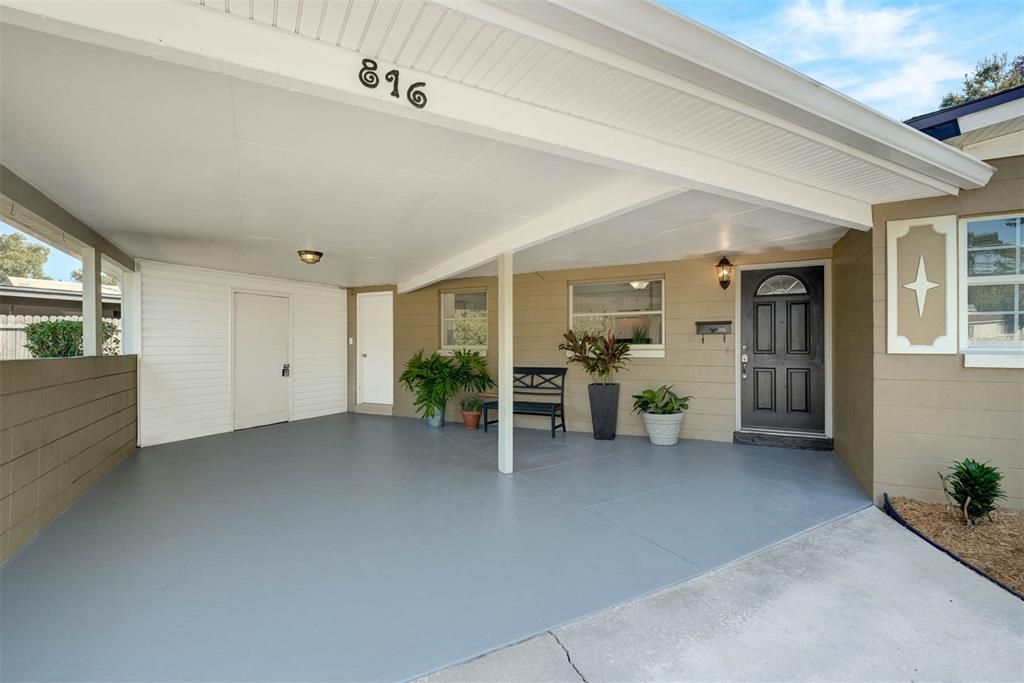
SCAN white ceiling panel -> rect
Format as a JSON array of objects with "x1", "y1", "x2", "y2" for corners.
[{"x1": 0, "y1": 23, "x2": 629, "y2": 286}]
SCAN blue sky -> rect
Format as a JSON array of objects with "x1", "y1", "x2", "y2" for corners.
[
  {"x1": 1, "y1": 221, "x2": 80, "y2": 281},
  {"x1": 663, "y1": 0, "x2": 1024, "y2": 120}
]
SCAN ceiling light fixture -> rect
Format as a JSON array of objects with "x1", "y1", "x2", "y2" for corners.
[
  {"x1": 298, "y1": 250, "x2": 323, "y2": 265},
  {"x1": 630, "y1": 280, "x2": 650, "y2": 290},
  {"x1": 716, "y1": 257, "x2": 734, "y2": 290}
]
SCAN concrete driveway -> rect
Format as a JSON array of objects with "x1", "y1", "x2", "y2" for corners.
[{"x1": 422, "y1": 507, "x2": 1024, "y2": 682}]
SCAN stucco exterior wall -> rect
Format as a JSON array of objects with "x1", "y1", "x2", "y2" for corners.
[
  {"x1": 831, "y1": 228, "x2": 875, "y2": 495},
  {"x1": 871, "y1": 156, "x2": 1024, "y2": 509},
  {"x1": 386, "y1": 250, "x2": 830, "y2": 442}
]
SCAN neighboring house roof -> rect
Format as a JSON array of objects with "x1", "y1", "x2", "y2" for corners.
[
  {"x1": 905, "y1": 85, "x2": 1024, "y2": 160},
  {"x1": 0, "y1": 276, "x2": 121, "y2": 302}
]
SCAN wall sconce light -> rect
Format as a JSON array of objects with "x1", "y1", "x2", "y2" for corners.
[
  {"x1": 298, "y1": 250, "x2": 323, "y2": 265},
  {"x1": 716, "y1": 257, "x2": 733, "y2": 290},
  {"x1": 629, "y1": 280, "x2": 650, "y2": 290}
]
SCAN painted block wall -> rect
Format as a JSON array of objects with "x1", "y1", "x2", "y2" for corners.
[
  {"x1": 387, "y1": 249, "x2": 831, "y2": 442},
  {"x1": 137, "y1": 261, "x2": 347, "y2": 446},
  {"x1": 870, "y1": 156, "x2": 1024, "y2": 509},
  {"x1": 0, "y1": 355, "x2": 137, "y2": 563},
  {"x1": 831, "y1": 228, "x2": 875, "y2": 496}
]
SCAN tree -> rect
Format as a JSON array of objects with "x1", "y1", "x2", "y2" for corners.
[
  {"x1": 0, "y1": 232, "x2": 50, "y2": 280},
  {"x1": 941, "y1": 53, "x2": 1024, "y2": 108},
  {"x1": 70, "y1": 268, "x2": 120, "y2": 287}
]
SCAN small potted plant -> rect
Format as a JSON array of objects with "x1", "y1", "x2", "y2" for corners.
[
  {"x1": 399, "y1": 350, "x2": 459, "y2": 427},
  {"x1": 631, "y1": 385, "x2": 692, "y2": 446},
  {"x1": 631, "y1": 326, "x2": 651, "y2": 345},
  {"x1": 461, "y1": 395, "x2": 484, "y2": 430},
  {"x1": 559, "y1": 329, "x2": 631, "y2": 440}
]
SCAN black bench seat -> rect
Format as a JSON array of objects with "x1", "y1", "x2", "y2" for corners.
[{"x1": 483, "y1": 366, "x2": 567, "y2": 438}]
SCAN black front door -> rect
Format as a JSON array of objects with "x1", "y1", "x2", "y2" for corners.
[{"x1": 740, "y1": 265, "x2": 825, "y2": 433}]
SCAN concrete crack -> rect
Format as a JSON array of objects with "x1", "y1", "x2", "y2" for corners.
[{"x1": 549, "y1": 631, "x2": 588, "y2": 683}]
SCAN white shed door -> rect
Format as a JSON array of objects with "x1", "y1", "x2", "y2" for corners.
[
  {"x1": 357, "y1": 292, "x2": 394, "y2": 405},
  {"x1": 233, "y1": 292, "x2": 290, "y2": 429}
]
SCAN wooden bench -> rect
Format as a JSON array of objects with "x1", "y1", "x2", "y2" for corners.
[{"x1": 483, "y1": 367, "x2": 567, "y2": 438}]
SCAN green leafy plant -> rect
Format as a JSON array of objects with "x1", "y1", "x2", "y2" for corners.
[
  {"x1": 631, "y1": 326, "x2": 651, "y2": 344},
  {"x1": 461, "y1": 394, "x2": 484, "y2": 412},
  {"x1": 940, "y1": 459, "x2": 1006, "y2": 525},
  {"x1": 399, "y1": 350, "x2": 459, "y2": 419},
  {"x1": 631, "y1": 385, "x2": 692, "y2": 415},
  {"x1": 451, "y1": 349, "x2": 495, "y2": 394},
  {"x1": 559, "y1": 330, "x2": 631, "y2": 383},
  {"x1": 23, "y1": 319, "x2": 119, "y2": 358}
]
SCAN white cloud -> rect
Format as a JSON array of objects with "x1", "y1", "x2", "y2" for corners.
[{"x1": 738, "y1": 0, "x2": 970, "y2": 119}]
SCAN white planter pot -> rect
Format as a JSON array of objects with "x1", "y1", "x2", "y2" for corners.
[{"x1": 641, "y1": 411, "x2": 685, "y2": 446}]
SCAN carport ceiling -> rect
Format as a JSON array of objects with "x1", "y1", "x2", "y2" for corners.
[
  {"x1": 464, "y1": 190, "x2": 848, "y2": 276},
  {"x1": 0, "y1": 25, "x2": 629, "y2": 286}
]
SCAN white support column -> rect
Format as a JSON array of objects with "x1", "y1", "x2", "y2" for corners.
[
  {"x1": 497, "y1": 252, "x2": 514, "y2": 474},
  {"x1": 81, "y1": 245, "x2": 102, "y2": 356},
  {"x1": 120, "y1": 268, "x2": 140, "y2": 355}
]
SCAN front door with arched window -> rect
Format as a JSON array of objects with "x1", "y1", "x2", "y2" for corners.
[{"x1": 740, "y1": 265, "x2": 825, "y2": 433}]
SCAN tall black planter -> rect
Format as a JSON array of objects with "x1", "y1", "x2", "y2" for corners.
[{"x1": 588, "y1": 383, "x2": 620, "y2": 440}]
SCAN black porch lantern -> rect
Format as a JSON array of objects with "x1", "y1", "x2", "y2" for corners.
[{"x1": 716, "y1": 257, "x2": 733, "y2": 290}]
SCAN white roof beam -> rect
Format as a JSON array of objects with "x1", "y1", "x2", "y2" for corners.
[
  {"x1": 0, "y1": 1, "x2": 873, "y2": 229},
  {"x1": 398, "y1": 176, "x2": 683, "y2": 292}
]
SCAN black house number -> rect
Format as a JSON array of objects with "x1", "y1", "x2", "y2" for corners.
[{"x1": 358, "y1": 59, "x2": 427, "y2": 109}]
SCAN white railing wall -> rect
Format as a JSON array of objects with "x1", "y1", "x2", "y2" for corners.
[{"x1": 0, "y1": 314, "x2": 122, "y2": 360}]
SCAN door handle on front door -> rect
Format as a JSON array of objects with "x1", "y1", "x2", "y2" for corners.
[
  {"x1": 282, "y1": 363, "x2": 290, "y2": 377},
  {"x1": 741, "y1": 353, "x2": 748, "y2": 379}
]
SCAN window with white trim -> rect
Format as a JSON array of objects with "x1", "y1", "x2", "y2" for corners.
[
  {"x1": 441, "y1": 290, "x2": 487, "y2": 351},
  {"x1": 569, "y1": 279, "x2": 665, "y2": 351},
  {"x1": 960, "y1": 214, "x2": 1023, "y2": 349}
]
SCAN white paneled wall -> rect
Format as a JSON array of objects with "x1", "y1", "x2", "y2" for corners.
[{"x1": 138, "y1": 261, "x2": 346, "y2": 446}]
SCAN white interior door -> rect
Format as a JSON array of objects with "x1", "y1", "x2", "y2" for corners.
[
  {"x1": 357, "y1": 291, "x2": 394, "y2": 405},
  {"x1": 233, "y1": 292, "x2": 291, "y2": 429}
]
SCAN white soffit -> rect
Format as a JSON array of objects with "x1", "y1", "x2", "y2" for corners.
[
  {"x1": 0, "y1": 24, "x2": 628, "y2": 286},
  {"x1": 461, "y1": 190, "x2": 848, "y2": 277},
  {"x1": 172, "y1": 0, "x2": 974, "y2": 205}
]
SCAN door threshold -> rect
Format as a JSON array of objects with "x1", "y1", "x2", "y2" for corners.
[{"x1": 733, "y1": 429, "x2": 834, "y2": 451}]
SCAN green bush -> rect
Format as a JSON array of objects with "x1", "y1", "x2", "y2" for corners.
[
  {"x1": 941, "y1": 459, "x2": 1006, "y2": 524},
  {"x1": 23, "y1": 319, "x2": 120, "y2": 358},
  {"x1": 631, "y1": 385, "x2": 692, "y2": 415}
]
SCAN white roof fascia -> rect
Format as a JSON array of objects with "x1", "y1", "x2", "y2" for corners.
[{"x1": 472, "y1": 0, "x2": 994, "y2": 191}]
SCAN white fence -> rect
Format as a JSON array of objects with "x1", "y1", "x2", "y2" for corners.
[{"x1": 0, "y1": 314, "x2": 122, "y2": 360}]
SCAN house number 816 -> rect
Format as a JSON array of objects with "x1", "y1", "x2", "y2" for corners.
[{"x1": 358, "y1": 59, "x2": 427, "y2": 109}]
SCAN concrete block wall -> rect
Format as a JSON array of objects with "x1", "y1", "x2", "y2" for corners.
[{"x1": 0, "y1": 355, "x2": 137, "y2": 563}]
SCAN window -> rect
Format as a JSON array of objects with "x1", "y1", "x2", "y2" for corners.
[
  {"x1": 441, "y1": 290, "x2": 487, "y2": 351},
  {"x1": 959, "y1": 215, "x2": 1023, "y2": 364},
  {"x1": 570, "y1": 279, "x2": 664, "y2": 356},
  {"x1": 756, "y1": 274, "x2": 807, "y2": 296}
]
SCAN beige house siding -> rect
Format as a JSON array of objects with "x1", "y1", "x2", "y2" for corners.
[
  {"x1": 832, "y1": 228, "x2": 875, "y2": 495},
  {"x1": 871, "y1": 156, "x2": 1024, "y2": 509},
  {"x1": 386, "y1": 250, "x2": 831, "y2": 442},
  {"x1": 0, "y1": 355, "x2": 137, "y2": 563}
]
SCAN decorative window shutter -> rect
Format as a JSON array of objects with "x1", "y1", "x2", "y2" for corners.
[{"x1": 886, "y1": 215, "x2": 958, "y2": 354}]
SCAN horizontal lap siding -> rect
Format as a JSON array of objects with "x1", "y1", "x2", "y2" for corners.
[
  {"x1": 390, "y1": 251, "x2": 830, "y2": 441},
  {"x1": 139, "y1": 261, "x2": 346, "y2": 446},
  {"x1": 870, "y1": 156, "x2": 1024, "y2": 509}
]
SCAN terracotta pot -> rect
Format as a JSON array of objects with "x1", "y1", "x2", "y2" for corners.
[{"x1": 462, "y1": 410, "x2": 482, "y2": 430}]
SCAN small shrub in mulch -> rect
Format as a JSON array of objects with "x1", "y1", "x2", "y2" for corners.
[{"x1": 891, "y1": 496, "x2": 1024, "y2": 597}]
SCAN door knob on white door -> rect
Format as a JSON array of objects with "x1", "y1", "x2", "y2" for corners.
[{"x1": 281, "y1": 363, "x2": 290, "y2": 377}]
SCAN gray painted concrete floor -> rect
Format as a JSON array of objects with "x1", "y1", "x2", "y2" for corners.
[
  {"x1": 422, "y1": 507, "x2": 1024, "y2": 682},
  {"x1": 1, "y1": 414, "x2": 869, "y2": 681}
]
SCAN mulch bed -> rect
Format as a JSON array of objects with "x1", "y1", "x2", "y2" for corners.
[{"x1": 890, "y1": 496, "x2": 1024, "y2": 598}]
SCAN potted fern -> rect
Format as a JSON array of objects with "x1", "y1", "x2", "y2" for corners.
[
  {"x1": 559, "y1": 330, "x2": 631, "y2": 440},
  {"x1": 399, "y1": 350, "x2": 459, "y2": 427},
  {"x1": 632, "y1": 385, "x2": 692, "y2": 446}
]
